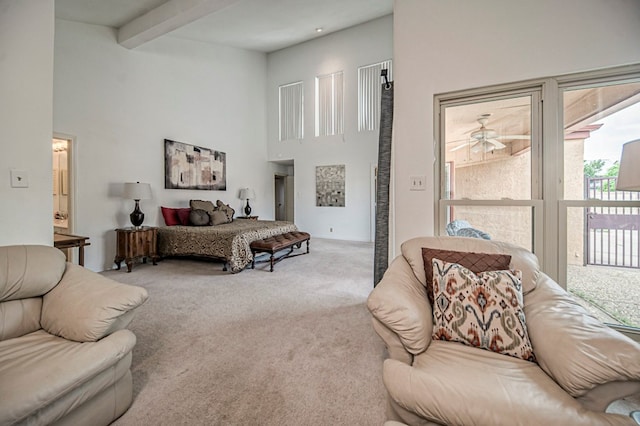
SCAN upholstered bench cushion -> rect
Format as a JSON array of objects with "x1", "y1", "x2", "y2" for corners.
[
  {"x1": 250, "y1": 231, "x2": 310, "y2": 272},
  {"x1": 250, "y1": 231, "x2": 310, "y2": 253}
]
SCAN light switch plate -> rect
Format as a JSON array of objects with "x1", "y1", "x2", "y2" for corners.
[
  {"x1": 10, "y1": 169, "x2": 29, "y2": 188},
  {"x1": 410, "y1": 175, "x2": 426, "y2": 191}
]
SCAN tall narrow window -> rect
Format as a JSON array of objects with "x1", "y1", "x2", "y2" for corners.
[
  {"x1": 358, "y1": 60, "x2": 392, "y2": 131},
  {"x1": 279, "y1": 81, "x2": 303, "y2": 141},
  {"x1": 315, "y1": 71, "x2": 344, "y2": 137}
]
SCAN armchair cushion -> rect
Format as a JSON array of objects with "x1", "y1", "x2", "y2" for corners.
[
  {"x1": 368, "y1": 256, "x2": 433, "y2": 356},
  {"x1": 41, "y1": 263, "x2": 148, "y2": 342},
  {"x1": 0, "y1": 245, "x2": 66, "y2": 302},
  {"x1": 422, "y1": 247, "x2": 511, "y2": 305},
  {"x1": 384, "y1": 343, "x2": 632, "y2": 426},
  {"x1": 525, "y1": 273, "x2": 640, "y2": 397},
  {"x1": 431, "y1": 259, "x2": 535, "y2": 362}
]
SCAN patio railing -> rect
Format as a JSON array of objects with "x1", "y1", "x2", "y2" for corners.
[{"x1": 585, "y1": 176, "x2": 640, "y2": 269}]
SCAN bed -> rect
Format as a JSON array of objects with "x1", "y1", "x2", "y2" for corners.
[{"x1": 157, "y1": 219, "x2": 298, "y2": 273}]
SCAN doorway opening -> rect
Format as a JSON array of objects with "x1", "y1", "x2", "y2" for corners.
[
  {"x1": 273, "y1": 160, "x2": 295, "y2": 222},
  {"x1": 52, "y1": 135, "x2": 74, "y2": 233}
]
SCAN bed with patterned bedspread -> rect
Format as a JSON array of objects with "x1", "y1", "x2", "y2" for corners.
[{"x1": 157, "y1": 220, "x2": 298, "y2": 273}]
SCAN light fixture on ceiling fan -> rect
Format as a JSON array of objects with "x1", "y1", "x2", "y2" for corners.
[{"x1": 451, "y1": 113, "x2": 530, "y2": 154}]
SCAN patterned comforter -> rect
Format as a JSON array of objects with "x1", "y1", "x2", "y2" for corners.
[{"x1": 157, "y1": 220, "x2": 298, "y2": 273}]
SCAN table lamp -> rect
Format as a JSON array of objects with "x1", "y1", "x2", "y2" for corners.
[
  {"x1": 616, "y1": 139, "x2": 640, "y2": 191},
  {"x1": 123, "y1": 182, "x2": 152, "y2": 227},
  {"x1": 239, "y1": 188, "x2": 256, "y2": 216}
]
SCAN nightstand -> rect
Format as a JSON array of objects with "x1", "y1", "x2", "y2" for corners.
[
  {"x1": 237, "y1": 216, "x2": 259, "y2": 220},
  {"x1": 114, "y1": 226, "x2": 159, "y2": 272}
]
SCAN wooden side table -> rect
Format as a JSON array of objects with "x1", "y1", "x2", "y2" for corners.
[
  {"x1": 237, "y1": 216, "x2": 259, "y2": 220},
  {"x1": 54, "y1": 233, "x2": 90, "y2": 266},
  {"x1": 114, "y1": 226, "x2": 159, "y2": 272}
]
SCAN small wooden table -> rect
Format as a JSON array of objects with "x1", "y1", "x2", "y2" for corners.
[
  {"x1": 54, "y1": 233, "x2": 90, "y2": 266},
  {"x1": 114, "y1": 226, "x2": 159, "y2": 272}
]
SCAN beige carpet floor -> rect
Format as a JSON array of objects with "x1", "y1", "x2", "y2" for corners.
[{"x1": 103, "y1": 238, "x2": 387, "y2": 426}]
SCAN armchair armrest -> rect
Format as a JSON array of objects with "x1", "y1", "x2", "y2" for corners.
[
  {"x1": 367, "y1": 256, "x2": 433, "y2": 357},
  {"x1": 525, "y1": 273, "x2": 640, "y2": 399},
  {"x1": 41, "y1": 263, "x2": 148, "y2": 342}
]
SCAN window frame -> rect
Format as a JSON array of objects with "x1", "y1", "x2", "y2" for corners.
[
  {"x1": 434, "y1": 63, "x2": 640, "y2": 339},
  {"x1": 315, "y1": 71, "x2": 344, "y2": 137},
  {"x1": 278, "y1": 81, "x2": 304, "y2": 142},
  {"x1": 435, "y1": 85, "x2": 543, "y2": 256},
  {"x1": 357, "y1": 60, "x2": 393, "y2": 132}
]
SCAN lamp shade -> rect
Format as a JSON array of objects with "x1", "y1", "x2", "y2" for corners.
[
  {"x1": 239, "y1": 188, "x2": 256, "y2": 200},
  {"x1": 123, "y1": 182, "x2": 152, "y2": 200},
  {"x1": 617, "y1": 140, "x2": 640, "y2": 191}
]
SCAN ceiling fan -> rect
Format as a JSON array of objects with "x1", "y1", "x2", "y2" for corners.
[{"x1": 450, "y1": 113, "x2": 530, "y2": 154}]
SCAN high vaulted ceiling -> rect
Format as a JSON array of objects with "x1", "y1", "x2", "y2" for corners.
[{"x1": 55, "y1": 0, "x2": 393, "y2": 52}]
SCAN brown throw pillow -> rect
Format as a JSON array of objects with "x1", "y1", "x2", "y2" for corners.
[
  {"x1": 189, "y1": 209, "x2": 210, "y2": 226},
  {"x1": 209, "y1": 210, "x2": 229, "y2": 225},
  {"x1": 215, "y1": 200, "x2": 235, "y2": 223},
  {"x1": 190, "y1": 200, "x2": 216, "y2": 217},
  {"x1": 421, "y1": 248, "x2": 512, "y2": 305}
]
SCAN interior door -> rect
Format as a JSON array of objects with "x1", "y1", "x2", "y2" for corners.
[
  {"x1": 285, "y1": 175, "x2": 294, "y2": 222},
  {"x1": 275, "y1": 175, "x2": 286, "y2": 220}
]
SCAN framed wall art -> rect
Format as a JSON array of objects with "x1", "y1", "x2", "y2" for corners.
[
  {"x1": 316, "y1": 164, "x2": 345, "y2": 207},
  {"x1": 164, "y1": 139, "x2": 226, "y2": 190}
]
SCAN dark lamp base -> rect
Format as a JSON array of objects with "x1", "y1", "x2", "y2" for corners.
[
  {"x1": 130, "y1": 200, "x2": 145, "y2": 227},
  {"x1": 244, "y1": 200, "x2": 252, "y2": 217}
]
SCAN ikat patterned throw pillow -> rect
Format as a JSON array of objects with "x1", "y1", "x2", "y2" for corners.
[{"x1": 431, "y1": 258, "x2": 536, "y2": 362}]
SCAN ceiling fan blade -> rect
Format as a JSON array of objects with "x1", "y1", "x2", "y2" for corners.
[
  {"x1": 450, "y1": 142, "x2": 470, "y2": 152},
  {"x1": 470, "y1": 141, "x2": 483, "y2": 154},
  {"x1": 496, "y1": 135, "x2": 530, "y2": 140},
  {"x1": 487, "y1": 139, "x2": 506, "y2": 149}
]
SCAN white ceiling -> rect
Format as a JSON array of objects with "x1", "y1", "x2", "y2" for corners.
[{"x1": 55, "y1": 0, "x2": 393, "y2": 52}]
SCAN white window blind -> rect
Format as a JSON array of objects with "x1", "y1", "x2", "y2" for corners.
[
  {"x1": 315, "y1": 71, "x2": 344, "y2": 137},
  {"x1": 279, "y1": 81, "x2": 304, "y2": 141},
  {"x1": 358, "y1": 60, "x2": 393, "y2": 131}
]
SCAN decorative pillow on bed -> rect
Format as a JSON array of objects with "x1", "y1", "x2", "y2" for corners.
[
  {"x1": 215, "y1": 200, "x2": 235, "y2": 223},
  {"x1": 431, "y1": 258, "x2": 536, "y2": 362},
  {"x1": 189, "y1": 209, "x2": 210, "y2": 226},
  {"x1": 190, "y1": 200, "x2": 216, "y2": 217},
  {"x1": 177, "y1": 208, "x2": 191, "y2": 225},
  {"x1": 422, "y1": 248, "x2": 512, "y2": 305},
  {"x1": 209, "y1": 210, "x2": 229, "y2": 225},
  {"x1": 161, "y1": 207, "x2": 191, "y2": 226},
  {"x1": 161, "y1": 207, "x2": 181, "y2": 226}
]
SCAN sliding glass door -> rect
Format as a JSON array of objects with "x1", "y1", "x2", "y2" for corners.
[{"x1": 560, "y1": 80, "x2": 640, "y2": 330}]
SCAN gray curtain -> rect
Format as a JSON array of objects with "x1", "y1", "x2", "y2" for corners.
[{"x1": 374, "y1": 81, "x2": 394, "y2": 287}]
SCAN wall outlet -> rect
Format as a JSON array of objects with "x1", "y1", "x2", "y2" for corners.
[
  {"x1": 410, "y1": 175, "x2": 426, "y2": 191},
  {"x1": 10, "y1": 169, "x2": 29, "y2": 188}
]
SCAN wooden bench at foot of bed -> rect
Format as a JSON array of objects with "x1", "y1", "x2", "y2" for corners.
[{"x1": 250, "y1": 231, "x2": 311, "y2": 272}]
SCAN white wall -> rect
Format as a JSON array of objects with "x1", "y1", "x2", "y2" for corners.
[
  {"x1": 54, "y1": 20, "x2": 270, "y2": 271},
  {"x1": 267, "y1": 16, "x2": 393, "y2": 241},
  {"x1": 0, "y1": 0, "x2": 54, "y2": 245},
  {"x1": 393, "y1": 0, "x2": 640, "y2": 255}
]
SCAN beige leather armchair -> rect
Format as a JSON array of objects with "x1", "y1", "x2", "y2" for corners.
[
  {"x1": 368, "y1": 236, "x2": 640, "y2": 426},
  {"x1": 0, "y1": 245, "x2": 148, "y2": 425}
]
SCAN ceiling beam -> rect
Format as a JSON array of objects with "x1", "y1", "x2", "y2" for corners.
[{"x1": 118, "y1": 0, "x2": 240, "y2": 49}]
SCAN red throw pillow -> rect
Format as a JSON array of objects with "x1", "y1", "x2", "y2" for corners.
[
  {"x1": 177, "y1": 208, "x2": 191, "y2": 225},
  {"x1": 161, "y1": 207, "x2": 181, "y2": 226},
  {"x1": 421, "y1": 247, "x2": 512, "y2": 305}
]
